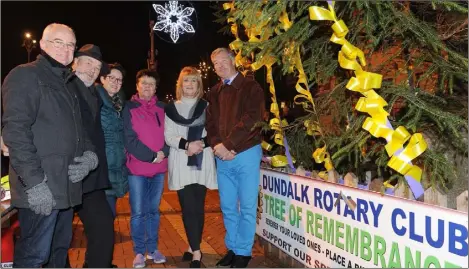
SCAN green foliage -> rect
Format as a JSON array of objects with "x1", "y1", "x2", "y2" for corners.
[{"x1": 214, "y1": 0, "x2": 468, "y2": 190}]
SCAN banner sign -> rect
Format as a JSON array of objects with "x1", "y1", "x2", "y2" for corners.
[{"x1": 256, "y1": 169, "x2": 468, "y2": 268}]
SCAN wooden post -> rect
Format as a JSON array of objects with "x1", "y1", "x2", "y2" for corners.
[
  {"x1": 394, "y1": 182, "x2": 414, "y2": 200},
  {"x1": 369, "y1": 178, "x2": 384, "y2": 193},
  {"x1": 424, "y1": 186, "x2": 448, "y2": 208},
  {"x1": 344, "y1": 172, "x2": 358, "y2": 188},
  {"x1": 295, "y1": 166, "x2": 306, "y2": 176},
  {"x1": 456, "y1": 191, "x2": 468, "y2": 212},
  {"x1": 327, "y1": 169, "x2": 340, "y2": 183}
]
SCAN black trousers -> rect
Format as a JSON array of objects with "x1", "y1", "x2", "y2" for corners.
[
  {"x1": 177, "y1": 183, "x2": 207, "y2": 252},
  {"x1": 76, "y1": 189, "x2": 115, "y2": 267}
]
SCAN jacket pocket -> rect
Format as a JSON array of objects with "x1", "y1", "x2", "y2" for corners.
[{"x1": 40, "y1": 154, "x2": 68, "y2": 201}]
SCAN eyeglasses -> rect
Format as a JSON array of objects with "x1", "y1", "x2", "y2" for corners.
[
  {"x1": 107, "y1": 76, "x2": 123, "y2": 84},
  {"x1": 46, "y1": 39, "x2": 76, "y2": 51}
]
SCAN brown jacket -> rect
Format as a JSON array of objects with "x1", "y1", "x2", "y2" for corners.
[{"x1": 206, "y1": 73, "x2": 265, "y2": 153}]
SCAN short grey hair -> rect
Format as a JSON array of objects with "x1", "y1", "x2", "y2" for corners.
[
  {"x1": 211, "y1": 47, "x2": 235, "y2": 61},
  {"x1": 41, "y1": 23, "x2": 75, "y2": 40}
]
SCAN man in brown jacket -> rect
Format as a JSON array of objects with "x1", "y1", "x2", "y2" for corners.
[{"x1": 206, "y1": 48, "x2": 265, "y2": 268}]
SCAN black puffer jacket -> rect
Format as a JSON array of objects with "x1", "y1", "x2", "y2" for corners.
[{"x1": 2, "y1": 53, "x2": 93, "y2": 209}]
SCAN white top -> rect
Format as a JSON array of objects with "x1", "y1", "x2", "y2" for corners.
[{"x1": 164, "y1": 97, "x2": 218, "y2": 191}]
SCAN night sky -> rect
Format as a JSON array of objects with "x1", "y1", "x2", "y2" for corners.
[{"x1": 1, "y1": 1, "x2": 233, "y2": 99}]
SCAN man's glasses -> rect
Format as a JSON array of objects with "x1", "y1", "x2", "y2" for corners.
[
  {"x1": 47, "y1": 39, "x2": 76, "y2": 51},
  {"x1": 107, "y1": 76, "x2": 123, "y2": 84}
]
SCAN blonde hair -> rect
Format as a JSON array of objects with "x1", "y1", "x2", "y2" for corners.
[{"x1": 176, "y1": 66, "x2": 204, "y2": 100}]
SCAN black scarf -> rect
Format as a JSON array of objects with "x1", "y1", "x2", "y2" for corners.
[{"x1": 165, "y1": 99, "x2": 208, "y2": 169}]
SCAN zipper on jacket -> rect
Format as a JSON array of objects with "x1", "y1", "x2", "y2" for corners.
[
  {"x1": 155, "y1": 112, "x2": 161, "y2": 126},
  {"x1": 64, "y1": 80, "x2": 79, "y2": 207}
]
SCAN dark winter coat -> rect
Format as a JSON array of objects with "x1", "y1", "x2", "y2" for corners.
[
  {"x1": 70, "y1": 81, "x2": 111, "y2": 194},
  {"x1": 1, "y1": 53, "x2": 93, "y2": 209},
  {"x1": 96, "y1": 85, "x2": 128, "y2": 197}
]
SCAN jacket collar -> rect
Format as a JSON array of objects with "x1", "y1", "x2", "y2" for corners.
[
  {"x1": 217, "y1": 72, "x2": 245, "y2": 93},
  {"x1": 40, "y1": 49, "x2": 67, "y2": 68},
  {"x1": 37, "y1": 50, "x2": 73, "y2": 81},
  {"x1": 230, "y1": 72, "x2": 244, "y2": 90},
  {"x1": 96, "y1": 85, "x2": 113, "y2": 107},
  {"x1": 131, "y1": 94, "x2": 157, "y2": 107}
]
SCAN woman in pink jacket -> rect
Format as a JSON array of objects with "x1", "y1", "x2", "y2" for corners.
[{"x1": 123, "y1": 69, "x2": 169, "y2": 268}]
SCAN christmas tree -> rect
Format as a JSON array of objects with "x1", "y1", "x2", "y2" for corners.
[{"x1": 214, "y1": 0, "x2": 468, "y2": 200}]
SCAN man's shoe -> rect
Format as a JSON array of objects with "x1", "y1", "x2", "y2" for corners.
[
  {"x1": 111, "y1": 264, "x2": 118, "y2": 268},
  {"x1": 216, "y1": 250, "x2": 235, "y2": 267},
  {"x1": 230, "y1": 255, "x2": 251, "y2": 268}
]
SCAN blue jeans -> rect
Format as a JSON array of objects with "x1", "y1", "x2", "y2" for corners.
[
  {"x1": 106, "y1": 194, "x2": 117, "y2": 218},
  {"x1": 14, "y1": 207, "x2": 74, "y2": 268},
  {"x1": 128, "y1": 173, "x2": 165, "y2": 255},
  {"x1": 216, "y1": 144, "x2": 262, "y2": 256}
]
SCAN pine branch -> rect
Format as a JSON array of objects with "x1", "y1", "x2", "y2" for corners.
[{"x1": 439, "y1": 18, "x2": 468, "y2": 40}]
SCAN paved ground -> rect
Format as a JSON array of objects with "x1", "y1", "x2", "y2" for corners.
[{"x1": 68, "y1": 179, "x2": 279, "y2": 268}]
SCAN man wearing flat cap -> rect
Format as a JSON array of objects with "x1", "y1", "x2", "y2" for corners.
[{"x1": 66, "y1": 44, "x2": 115, "y2": 268}]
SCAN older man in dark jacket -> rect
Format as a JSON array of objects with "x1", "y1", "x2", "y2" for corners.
[
  {"x1": 1, "y1": 23, "x2": 98, "y2": 268},
  {"x1": 65, "y1": 44, "x2": 115, "y2": 268}
]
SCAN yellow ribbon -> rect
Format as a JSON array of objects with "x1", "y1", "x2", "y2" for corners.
[
  {"x1": 1, "y1": 175, "x2": 9, "y2": 191},
  {"x1": 318, "y1": 171, "x2": 328, "y2": 180},
  {"x1": 304, "y1": 120, "x2": 321, "y2": 136},
  {"x1": 277, "y1": 15, "x2": 331, "y2": 174},
  {"x1": 313, "y1": 146, "x2": 334, "y2": 171},
  {"x1": 383, "y1": 180, "x2": 395, "y2": 190},
  {"x1": 271, "y1": 155, "x2": 296, "y2": 167},
  {"x1": 224, "y1": 1, "x2": 254, "y2": 70},
  {"x1": 279, "y1": 10, "x2": 292, "y2": 31},
  {"x1": 223, "y1": 2, "x2": 233, "y2": 10},
  {"x1": 271, "y1": 155, "x2": 289, "y2": 167},
  {"x1": 385, "y1": 126, "x2": 411, "y2": 157},
  {"x1": 309, "y1": 1, "x2": 428, "y2": 191},
  {"x1": 388, "y1": 133, "x2": 427, "y2": 180},
  {"x1": 292, "y1": 48, "x2": 314, "y2": 107},
  {"x1": 269, "y1": 118, "x2": 288, "y2": 131},
  {"x1": 262, "y1": 141, "x2": 272, "y2": 151}
]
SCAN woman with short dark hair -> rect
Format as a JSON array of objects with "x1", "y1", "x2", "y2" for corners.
[{"x1": 123, "y1": 69, "x2": 169, "y2": 268}]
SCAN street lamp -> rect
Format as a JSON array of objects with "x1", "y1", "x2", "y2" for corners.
[{"x1": 22, "y1": 32, "x2": 37, "y2": 63}]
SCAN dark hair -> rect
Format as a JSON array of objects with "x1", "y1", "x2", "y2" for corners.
[
  {"x1": 109, "y1": 63, "x2": 126, "y2": 78},
  {"x1": 136, "y1": 69, "x2": 160, "y2": 86},
  {"x1": 100, "y1": 62, "x2": 126, "y2": 78}
]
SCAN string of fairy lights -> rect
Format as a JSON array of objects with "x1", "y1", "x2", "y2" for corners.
[{"x1": 198, "y1": 61, "x2": 215, "y2": 94}]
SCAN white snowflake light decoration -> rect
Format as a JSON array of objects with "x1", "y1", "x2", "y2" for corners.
[{"x1": 152, "y1": 1, "x2": 195, "y2": 43}]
